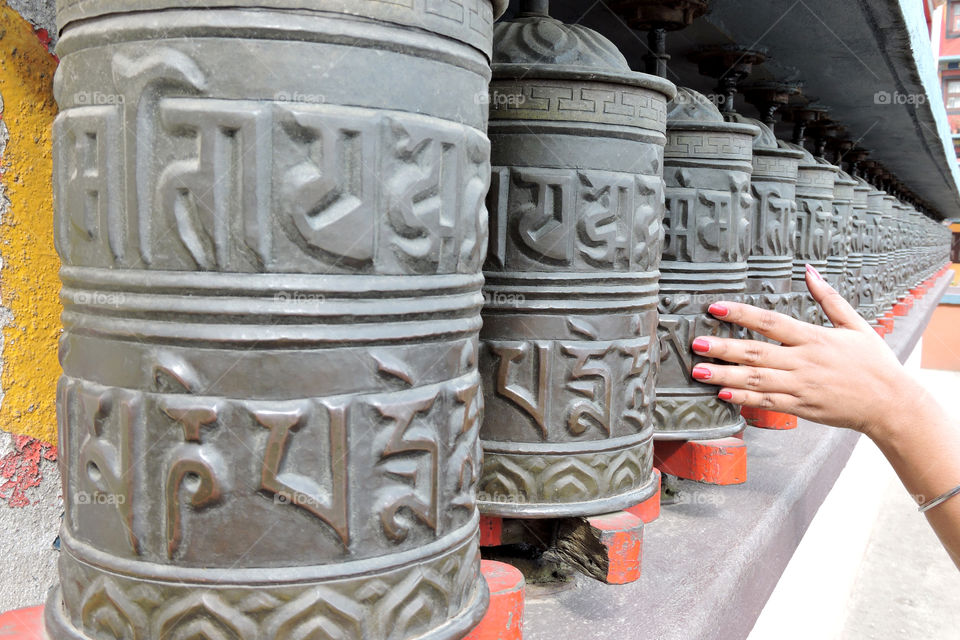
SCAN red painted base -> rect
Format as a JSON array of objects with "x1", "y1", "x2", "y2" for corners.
[
  {"x1": 583, "y1": 512, "x2": 644, "y2": 584},
  {"x1": 654, "y1": 437, "x2": 747, "y2": 485},
  {"x1": 0, "y1": 605, "x2": 44, "y2": 639},
  {"x1": 892, "y1": 301, "x2": 909, "y2": 316},
  {"x1": 625, "y1": 467, "x2": 661, "y2": 524},
  {"x1": 873, "y1": 324, "x2": 886, "y2": 337},
  {"x1": 879, "y1": 316, "x2": 895, "y2": 333},
  {"x1": 741, "y1": 406, "x2": 797, "y2": 430},
  {"x1": 465, "y1": 560, "x2": 525, "y2": 640},
  {"x1": 479, "y1": 514, "x2": 504, "y2": 547}
]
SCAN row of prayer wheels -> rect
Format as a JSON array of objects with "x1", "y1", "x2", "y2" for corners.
[
  {"x1": 476, "y1": 3, "x2": 950, "y2": 517},
  {"x1": 46, "y1": 0, "x2": 950, "y2": 638}
]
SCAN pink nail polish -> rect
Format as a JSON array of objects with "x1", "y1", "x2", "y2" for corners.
[
  {"x1": 708, "y1": 303, "x2": 729, "y2": 317},
  {"x1": 805, "y1": 263, "x2": 825, "y2": 283},
  {"x1": 691, "y1": 366, "x2": 712, "y2": 381},
  {"x1": 692, "y1": 338, "x2": 710, "y2": 353},
  {"x1": 718, "y1": 390, "x2": 733, "y2": 400}
]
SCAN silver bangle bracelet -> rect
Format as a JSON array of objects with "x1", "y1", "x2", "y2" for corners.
[{"x1": 918, "y1": 484, "x2": 960, "y2": 513}]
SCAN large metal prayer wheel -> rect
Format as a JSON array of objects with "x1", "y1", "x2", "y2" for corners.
[
  {"x1": 48, "y1": 1, "x2": 506, "y2": 638},
  {"x1": 906, "y1": 207, "x2": 925, "y2": 287},
  {"x1": 826, "y1": 169, "x2": 856, "y2": 300},
  {"x1": 789, "y1": 145, "x2": 837, "y2": 325},
  {"x1": 656, "y1": 88, "x2": 758, "y2": 440},
  {"x1": 476, "y1": 4, "x2": 675, "y2": 516},
  {"x1": 907, "y1": 207, "x2": 921, "y2": 286},
  {"x1": 846, "y1": 177, "x2": 870, "y2": 311},
  {"x1": 878, "y1": 192, "x2": 898, "y2": 313},
  {"x1": 859, "y1": 183, "x2": 886, "y2": 324},
  {"x1": 893, "y1": 201, "x2": 910, "y2": 300},
  {"x1": 738, "y1": 116, "x2": 802, "y2": 333}
]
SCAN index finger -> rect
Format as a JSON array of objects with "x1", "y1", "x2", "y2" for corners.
[{"x1": 706, "y1": 301, "x2": 818, "y2": 346}]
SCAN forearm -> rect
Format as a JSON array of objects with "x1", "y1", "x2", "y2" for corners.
[{"x1": 866, "y1": 378, "x2": 960, "y2": 568}]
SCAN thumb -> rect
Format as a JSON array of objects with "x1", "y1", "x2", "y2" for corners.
[{"x1": 805, "y1": 264, "x2": 871, "y2": 331}]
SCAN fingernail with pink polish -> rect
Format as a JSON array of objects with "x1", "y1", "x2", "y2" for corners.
[
  {"x1": 692, "y1": 338, "x2": 711, "y2": 353},
  {"x1": 708, "y1": 303, "x2": 729, "y2": 317},
  {"x1": 691, "y1": 366, "x2": 712, "y2": 381},
  {"x1": 805, "y1": 263, "x2": 825, "y2": 283},
  {"x1": 718, "y1": 390, "x2": 733, "y2": 401}
]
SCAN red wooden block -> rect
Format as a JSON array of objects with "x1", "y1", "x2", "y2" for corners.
[
  {"x1": 654, "y1": 437, "x2": 747, "y2": 485},
  {"x1": 479, "y1": 515, "x2": 503, "y2": 547},
  {"x1": 465, "y1": 560, "x2": 524, "y2": 640},
  {"x1": 0, "y1": 605, "x2": 45, "y2": 640},
  {"x1": 552, "y1": 511, "x2": 644, "y2": 584},
  {"x1": 879, "y1": 316, "x2": 895, "y2": 333},
  {"x1": 741, "y1": 407, "x2": 797, "y2": 430},
  {"x1": 626, "y1": 467, "x2": 661, "y2": 524},
  {"x1": 873, "y1": 324, "x2": 886, "y2": 337},
  {"x1": 585, "y1": 512, "x2": 644, "y2": 584}
]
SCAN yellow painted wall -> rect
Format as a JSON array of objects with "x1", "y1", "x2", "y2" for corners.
[{"x1": 0, "y1": 4, "x2": 61, "y2": 445}]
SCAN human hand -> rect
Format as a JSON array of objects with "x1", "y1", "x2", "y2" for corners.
[{"x1": 689, "y1": 264, "x2": 924, "y2": 439}]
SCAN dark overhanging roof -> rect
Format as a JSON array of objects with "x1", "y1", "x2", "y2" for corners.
[{"x1": 538, "y1": 0, "x2": 960, "y2": 220}]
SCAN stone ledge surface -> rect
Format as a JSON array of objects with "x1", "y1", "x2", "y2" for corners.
[{"x1": 522, "y1": 272, "x2": 951, "y2": 640}]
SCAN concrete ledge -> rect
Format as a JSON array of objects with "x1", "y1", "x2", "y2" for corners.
[{"x1": 522, "y1": 273, "x2": 951, "y2": 640}]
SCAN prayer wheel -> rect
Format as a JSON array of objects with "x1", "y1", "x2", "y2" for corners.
[
  {"x1": 846, "y1": 177, "x2": 870, "y2": 311},
  {"x1": 788, "y1": 145, "x2": 837, "y2": 325},
  {"x1": 47, "y1": 0, "x2": 506, "y2": 638},
  {"x1": 655, "y1": 88, "x2": 758, "y2": 440},
  {"x1": 476, "y1": 2, "x2": 676, "y2": 516},
  {"x1": 737, "y1": 116, "x2": 802, "y2": 332},
  {"x1": 878, "y1": 192, "x2": 899, "y2": 314},
  {"x1": 825, "y1": 169, "x2": 857, "y2": 301},
  {"x1": 860, "y1": 183, "x2": 887, "y2": 324}
]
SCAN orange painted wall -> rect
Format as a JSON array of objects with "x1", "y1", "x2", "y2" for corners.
[{"x1": 921, "y1": 304, "x2": 960, "y2": 370}]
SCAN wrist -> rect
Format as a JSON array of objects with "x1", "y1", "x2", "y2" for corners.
[{"x1": 862, "y1": 375, "x2": 931, "y2": 447}]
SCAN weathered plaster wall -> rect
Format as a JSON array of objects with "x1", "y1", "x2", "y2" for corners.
[
  {"x1": 0, "y1": 434, "x2": 59, "y2": 609},
  {"x1": 4, "y1": 0, "x2": 54, "y2": 39},
  {"x1": 0, "y1": 0, "x2": 62, "y2": 611}
]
